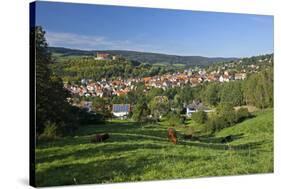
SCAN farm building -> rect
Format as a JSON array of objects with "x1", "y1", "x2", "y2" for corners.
[
  {"x1": 112, "y1": 104, "x2": 130, "y2": 119},
  {"x1": 186, "y1": 101, "x2": 212, "y2": 117}
]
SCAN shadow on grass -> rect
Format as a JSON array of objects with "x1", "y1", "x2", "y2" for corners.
[
  {"x1": 37, "y1": 122, "x2": 168, "y2": 149},
  {"x1": 179, "y1": 140, "x2": 264, "y2": 151},
  {"x1": 196, "y1": 133, "x2": 245, "y2": 144},
  {"x1": 36, "y1": 148, "x2": 214, "y2": 187},
  {"x1": 36, "y1": 142, "x2": 166, "y2": 164}
]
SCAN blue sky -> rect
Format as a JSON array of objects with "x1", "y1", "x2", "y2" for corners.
[{"x1": 35, "y1": 1, "x2": 273, "y2": 57}]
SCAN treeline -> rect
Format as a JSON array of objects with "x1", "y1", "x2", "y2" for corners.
[
  {"x1": 49, "y1": 47, "x2": 237, "y2": 66},
  {"x1": 34, "y1": 26, "x2": 103, "y2": 140},
  {"x1": 201, "y1": 68, "x2": 273, "y2": 109}
]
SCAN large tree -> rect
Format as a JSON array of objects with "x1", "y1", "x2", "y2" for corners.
[
  {"x1": 243, "y1": 68, "x2": 273, "y2": 109},
  {"x1": 219, "y1": 81, "x2": 244, "y2": 106},
  {"x1": 34, "y1": 26, "x2": 72, "y2": 135}
]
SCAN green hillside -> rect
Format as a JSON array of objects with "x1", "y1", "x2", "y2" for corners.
[
  {"x1": 49, "y1": 47, "x2": 238, "y2": 66},
  {"x1": 35, "y1": 109, "x2": 273, "y2": 187}
]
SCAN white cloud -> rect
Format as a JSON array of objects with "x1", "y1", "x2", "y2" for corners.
[
  {"x1": 45, "y1": 31, "x2": 160, "y2": 52},
  {"x1": 45, "y1": 31, "x2": 116, "y2": 50},
  {"x1": 44, "y1": 31, "x2": 178, "y2": 55}
]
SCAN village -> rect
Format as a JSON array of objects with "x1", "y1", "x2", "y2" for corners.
[{"x1": 64, "y1": 53, "x2": 267, "y2": 98}]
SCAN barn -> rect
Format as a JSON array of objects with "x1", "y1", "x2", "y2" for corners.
[{"x1": 112, "y1": 104, "x2": 130, "y2": 119}]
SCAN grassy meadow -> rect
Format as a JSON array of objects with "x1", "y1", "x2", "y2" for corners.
[{"x1": 35, "y1": 109, "x2": 273, "y2": 187}]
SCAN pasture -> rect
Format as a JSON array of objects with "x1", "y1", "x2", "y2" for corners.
[{"x1": 35, "y1": 109, "x2": 273, "y2": 187}]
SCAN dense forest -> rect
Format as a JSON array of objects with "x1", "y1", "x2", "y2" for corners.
[{"x1": 50, "y1": 56, "x2": 179, "y2": 82}]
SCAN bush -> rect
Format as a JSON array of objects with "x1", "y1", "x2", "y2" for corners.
[
  {"x1": 206, "y1": 115, "x2": 228, "y2": 133},
  {"x1": 216, "y1": 103, "x2": 237, "y2": 125},
  {"x1": 167, "y1": 112, "x2": 182, "y2": 127},
  {"x1": 206, "y1": 107, "x2": 251, "y2": 133},
  {"x1": 236, "y1": 108, "x2": 251, "y2": 122},
  {"x1": 38, "y1": 121, "x2": 59, "y2": 141},
  {"x1": 191, "y1": 111, "x2": 207, "y2": 124}
]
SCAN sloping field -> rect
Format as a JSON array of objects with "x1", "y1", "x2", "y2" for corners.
[{"x1": 35, "y1": 109, "x2": 273, "y2": 187}]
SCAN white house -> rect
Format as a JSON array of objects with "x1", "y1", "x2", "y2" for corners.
[
  {"x1": 186, "y1": 101, "x2": 212, "y2": 117},
  {"x1": 112, "y1": 104, "x2": 130, "y2": 119}
]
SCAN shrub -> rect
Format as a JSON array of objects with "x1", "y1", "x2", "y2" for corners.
[
  {"x1": 236, "y1": 108, "x2": 251, "y2": 122},
  {"x1": 206, "y1": 115, "x2": 225, "y2": 133},
  {"x1": 206, "y1": 116, "x2": 217, "y2": 133},
  {"x1": 38, "y1": 121, "x2": 59, "y2": 141},
  {"x1": 191, "y1": 111, "x2": 207, "y2": 124},
  {"x1": 216, "y1": 103, "x2": 237, "y2": 125},
  {"x1": 167, "y1": 112, "x2": 182, "y2": 127},
  {"x1": 206, "y1": 107, "x2": 251, "y2": 133}
]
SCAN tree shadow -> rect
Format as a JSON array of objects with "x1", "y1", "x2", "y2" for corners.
[
  {"x1": 37, "y1": 122, "x2": 168, "y2": 149},
  {"x1": 197, "y1": 133, "x2": 245, "y2": 144},
  {"x1": 36, "y1": 142, "x2": 166, "y2": 164},
  {"x1": 178, "y1": 140, "x2": 264, "y2": 151},
  {"x1": 36, "y1": 147, "x2": 215, "y2": 187}
]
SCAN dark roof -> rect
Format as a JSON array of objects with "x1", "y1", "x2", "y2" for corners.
[
  {"x1": 112, "y1": 104, "x2": 130, "y2": 113},
  {"x1": 187, "y1": 101, "x2": 209, "y2": 111}
]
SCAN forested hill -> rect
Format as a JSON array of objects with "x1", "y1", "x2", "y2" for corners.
[{"x1": 48, "y1": 47, "x2": 238, "y2": 66}]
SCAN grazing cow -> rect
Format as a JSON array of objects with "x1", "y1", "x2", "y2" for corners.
[
  {"x1": 91, "y1": 133, "x2": 110, "y2": 143},
  {"x1": 183, "y1": 134, "x2": 193, "y2": 140},
  {"x1": 183, "y1": 134, "x2": 199, "y2": 141},
  {"x1": 221, "y1": 135, "x2": 233, "y2": 143},
  {"x1": 167, "y1": 128, "x2": 177, "y2": 144}
]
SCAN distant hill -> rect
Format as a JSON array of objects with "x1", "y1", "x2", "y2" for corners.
[{"x1": 49, "y1": 47, "x2": 238, "y2": 66}]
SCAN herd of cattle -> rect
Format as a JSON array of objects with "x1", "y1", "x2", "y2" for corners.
[{"x1": 90, "y1": 128, "x2": 233, "y2": 144}]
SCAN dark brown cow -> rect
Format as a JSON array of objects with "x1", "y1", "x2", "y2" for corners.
[
  {"x1": 167, "y1": 128, "x2": 177, "y2": 144},
  {"x1": 91, "y1": 133, "x2": 110, "y2": 143},
  {"x1": 183, "y1": 134, "x2": 193, "y2": 140}
]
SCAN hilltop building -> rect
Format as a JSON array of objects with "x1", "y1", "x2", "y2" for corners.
[{"x1": 95, "y1": 52, "x2": 110, "y2": 60}]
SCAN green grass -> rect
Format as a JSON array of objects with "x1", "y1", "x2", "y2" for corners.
[{"x1": 35, "y1": 109, "x2": 273, "y2": 187}]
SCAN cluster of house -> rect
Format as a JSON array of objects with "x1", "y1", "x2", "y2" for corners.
[
  {"x1": 143, "y1": 70, "x2": 247, "y2": 88},
  {"x1": 64, "y1": 78, "x2": 140, "y2": 97},
  {"x1": 64, "y1": 69, "x2": 247, "y2": 98}
]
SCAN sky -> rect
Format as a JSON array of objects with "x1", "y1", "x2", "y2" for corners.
[{"x1": 35, "y1": 1, "x2": 274, "y2": 58}]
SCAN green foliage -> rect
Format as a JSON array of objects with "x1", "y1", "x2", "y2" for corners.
[
  {"x1": 219, "y1": 81, "x2": 243, "y2": 106},
  {"x1": 34, "y1": 26, "x2": 72, "y2": 135},
  {"x1": 167, "y1": 112, "x2": 182, "y2": 126},
  {"x1": 132, "y1": 102, "x2": 150, "y2": 123},
  {"x1": 207, "y1": 104, "x2": 251, "y2": 133},
  {"x1": 34, "y1": 26, "x2": 103, "y2": 137},
  {"x1": 38, "y1": 121, "x2": 59, "y2": 141},
  {"x1": 91, "y1": 97, "x2": 112, "y2": 119},
  {"x1": 243, "y1": 68, "x2": 273, "y2": 109},
  {"x1": 51, "y1": 56, "x2": 176, "y2": 82},
  {"x1": 216, "y1": 103, "x2": 237, "y2": 125},
  {"x1": 149, "y1": 96, "x2": 169, "y2": 119},
  {"x1": 191, "y1": 110, "x2": 208, "y2": 124},
  {"x1": 206, "y1": 114, "x2": 228, "y2": 133},
  {"x1": 202, "y1": 83, "x2": 220, "y2": 106}
]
